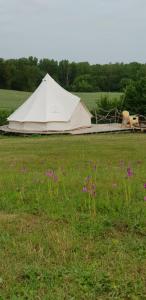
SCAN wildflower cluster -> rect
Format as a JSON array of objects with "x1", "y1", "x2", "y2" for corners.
[
  {"x1": 46, "y1": 170, "x2": 58, "y2": 182},
  {"x1": 82, "y1": 176, "x2": 96, "y2": 197}
]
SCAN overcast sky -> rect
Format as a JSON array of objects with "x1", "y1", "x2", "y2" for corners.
[{"x1": 0, "y1": 0, "x2": 146, "y2": 64}]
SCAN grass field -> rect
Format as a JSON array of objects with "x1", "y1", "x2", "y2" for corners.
[
  {"x1": 0, "y1": 133, "x2": 146, "y2": 299},
  {"x1": 0, "y1": 89, "x2": 122, "y2": 111}
]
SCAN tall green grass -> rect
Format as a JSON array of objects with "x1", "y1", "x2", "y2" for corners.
[{"x1": 0, "y1": 134, "x2": 146, "y2": 299}]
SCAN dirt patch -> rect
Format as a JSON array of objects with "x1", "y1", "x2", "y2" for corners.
[
  {"x1": 0, "y1": 212, "x2": 69, "y2": 235},
  {"x1": 0, "y1": 212, "x2": 17, "y2": 222}
]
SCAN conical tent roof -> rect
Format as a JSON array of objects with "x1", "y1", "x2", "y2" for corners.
[{"x1": 8, "y1": 74, "x2": 80, "y2": 123}]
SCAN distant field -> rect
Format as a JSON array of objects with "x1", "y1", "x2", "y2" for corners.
[
  {"x1": 75, "y1": 92, "x2": 122, "y2": 111},
  {"x1": 0, "y1": 89, "x2": 122, "y2": 111},
  {"x1": 0, "y1": 89, "x2": 31, "y2": 111}
]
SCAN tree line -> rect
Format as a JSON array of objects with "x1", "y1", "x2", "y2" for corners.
[{"x1": 0, "y1": 57, "x2": 146, "y2": 92}]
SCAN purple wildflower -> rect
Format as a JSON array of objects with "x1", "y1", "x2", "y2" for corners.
[
  {"x1": 127, "y1": 168, "x2": 133, "y2": 177},
  {"x1": 144, "y1": 184, "x2": 146, "y2": 189},
  {"x1": 46, "y1": 170, "x2": 58, "y2": 182},
  {"x1": 46, "y1": 170, "x2": 54, "y2": 177},
  {"x1": 144, "y1": 196, "x2": 146, "y2": 201},
  {"x1": 82, "y1": 177, "x2": 96, "y2": 198},
  {"x1": 82, "y1": 186, "x2": 87, "y2": 193}
]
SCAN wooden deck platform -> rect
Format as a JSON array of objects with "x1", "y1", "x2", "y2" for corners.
[
  {"x1": 69, "y1": 123, "x2": 135, "y2": 135},
  {"x1": 0, "y1": 124, "x2": 137, "y2": 136}
]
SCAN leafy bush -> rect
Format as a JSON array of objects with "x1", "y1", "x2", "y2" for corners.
[{"x1": 0, "y1": 109, "x2": 13, "y2": 126}]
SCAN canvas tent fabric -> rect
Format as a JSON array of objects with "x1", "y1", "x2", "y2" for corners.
[{"x1": 8, "y1": 74, "x2": 92, "y2": 132}]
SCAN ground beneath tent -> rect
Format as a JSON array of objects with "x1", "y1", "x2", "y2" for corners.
[{"x1": 0, "y1": 124, "x2": 137, "y2": 135}]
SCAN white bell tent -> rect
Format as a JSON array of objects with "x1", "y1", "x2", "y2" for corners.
[{"x1": 8, "y1": 74, "x2": 92, "y2": 132}]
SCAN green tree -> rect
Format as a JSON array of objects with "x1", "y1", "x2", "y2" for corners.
[
  {"x1": 123, "y1": 78, "x2": 146, "y2": 115},
  {"x1": 72, "y1": 74, "x2": 93, "y2": 92},
  {"x1": 58, "y1": 60, "x2": 71, "y2": 88},
  {"x1": 39, "y1": 59, "x2": 58, "y2": 80},
  {"x1": 76, "y1": 62, "x2": 91, "y2": 76}
]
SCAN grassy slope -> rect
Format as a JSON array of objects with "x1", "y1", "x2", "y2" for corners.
[
  {"x1": 0, "y1": 134, "x2": 146, "y2": 299},
  {"x1": 0, "y1": 89, "x2": 122, "y2": 111},
  {"x1": 0, "y1": 89, "x2": 31, "y2": 110}
]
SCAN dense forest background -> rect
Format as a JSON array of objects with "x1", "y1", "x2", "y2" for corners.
[{"x1": 0, "y1": 57, "x2": 146, "y2": 92}]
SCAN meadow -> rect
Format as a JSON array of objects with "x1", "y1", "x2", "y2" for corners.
[
  {"x1": 0, "y1": 133, "x2": 146, "y2": 299},
  {"x1": 0, "y1": 89, "x2": 122, "y2": 111}
]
